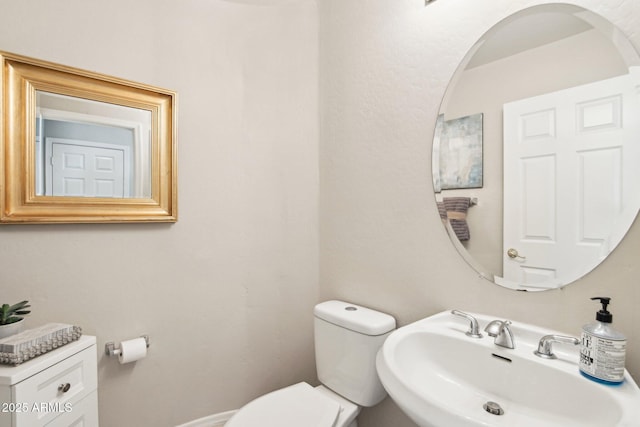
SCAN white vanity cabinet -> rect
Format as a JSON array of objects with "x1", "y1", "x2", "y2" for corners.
[{"x1": 0, "y1": 335, "x2": 98, "y2": 426}]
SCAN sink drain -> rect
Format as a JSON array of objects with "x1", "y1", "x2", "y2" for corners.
[{"x1": 483, "y1": 401, "x2": 504, "y2": 416}]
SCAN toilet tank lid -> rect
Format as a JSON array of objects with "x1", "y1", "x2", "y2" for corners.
[{"x1": 314, "y1": 300, "x2": 396, "y2": 336}]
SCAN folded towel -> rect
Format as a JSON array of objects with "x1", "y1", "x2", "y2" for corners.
[
  {"x1": 442, "y1": 197, "x2": 472, "y2": 241},
  {"x1": 437, "y1": 201, "x2": 447, "y2": 220},
  {"x1": 0, "y1": 323, "x2": 82, "y2": 365}
]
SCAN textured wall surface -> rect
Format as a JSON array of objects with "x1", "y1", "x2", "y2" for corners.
[
  {"x1": 1, "y1": 1, "x2": 640, "y2": 426},
  {"x1": 319, "y1": 1, "x2": 640, "y2": 426},
  {"x1": 0, "y1": 1, "x2": 318, "y2": 425}
]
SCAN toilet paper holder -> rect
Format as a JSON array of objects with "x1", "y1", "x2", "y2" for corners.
[{"x1": 105, "y1": 335, "x2": 150, "y2": 357}]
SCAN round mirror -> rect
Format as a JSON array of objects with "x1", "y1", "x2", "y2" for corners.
[{"x1": 432, "y1": 4, "x2": 640, "y2": 291}]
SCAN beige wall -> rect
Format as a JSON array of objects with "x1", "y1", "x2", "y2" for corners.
[
  {"x1": 319, "y1": 1, "x2": 640, "y2": 426},
  {"x1": 0, "y1": 1, "x2": 318, "y2": 426},
  {"x1": 2, "y1": 1, "x2": 640, "y2": 427}
]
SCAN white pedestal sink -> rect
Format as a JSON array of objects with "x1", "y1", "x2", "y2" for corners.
[{"x1": 376, "y1": 310, "x2": 640, "y2": 427}]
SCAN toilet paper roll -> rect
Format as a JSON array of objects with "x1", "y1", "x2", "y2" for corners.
[{"x1": 118, "y1": 337, "x2": 147, "y2": 364}]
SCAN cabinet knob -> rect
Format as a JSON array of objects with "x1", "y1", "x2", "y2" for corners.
[{"x1": 58, "y1": 383, "x2": 71, "y2": 393}]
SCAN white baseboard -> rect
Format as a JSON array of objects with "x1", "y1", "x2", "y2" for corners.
[{"x1": 176, "y1": 410, "x2": 237, "y2": 427}]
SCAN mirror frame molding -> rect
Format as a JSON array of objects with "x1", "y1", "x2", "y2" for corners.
[{"x1": 1, "y1": 51, "x2": 177, "y2": 223}]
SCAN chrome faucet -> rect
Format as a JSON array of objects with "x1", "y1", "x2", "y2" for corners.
[
  {"x1": 534, "y1": 335, "x2": 580, "y2": 359},
  {"x1": 451, "y1": 310, "x2": 483, "y2": 338},
  {"x1": 484, "y1": 320, "x2": 515, "y2": 349}
]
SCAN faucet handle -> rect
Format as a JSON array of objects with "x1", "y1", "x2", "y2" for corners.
[
  {"x1": 451, "y1": 310, "x2": 483, "y2": 338},
  {"x1": 534, "y1": 334, "x2": 580, "y2": 359}
]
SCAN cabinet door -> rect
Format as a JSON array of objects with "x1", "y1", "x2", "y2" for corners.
[
  {"x1": 44, "y1": 391, "x2": 98, "y2": 427},
  {"x1": 12, "y1": 345, "x2": 97, "y2": 426}
]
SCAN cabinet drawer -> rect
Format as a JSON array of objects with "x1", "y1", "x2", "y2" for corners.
[
  {"x1": 13, "y1": 344, "x2": 97, "y2": 426},
  {"x1": 44, "y1": 391, "x2": 98, "y2": 427}
]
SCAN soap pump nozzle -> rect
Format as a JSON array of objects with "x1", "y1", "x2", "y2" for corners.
[{"x1": 591, "y1": 296, "x2": 613, "y2": 323}]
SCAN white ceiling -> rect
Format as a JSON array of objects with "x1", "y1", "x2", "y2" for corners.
[{"x1": 466, "y1": 11, "x2": 594, "y2": 69}]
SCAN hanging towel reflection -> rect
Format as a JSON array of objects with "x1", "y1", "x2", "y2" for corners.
[{"x1": 437, "y1": 197, "x2": 473, "y2": 241}]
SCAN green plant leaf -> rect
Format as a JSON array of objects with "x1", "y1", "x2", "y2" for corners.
[
  {"x1": 0, "y1": 300, "x2": 30, "y2": 325},
  {"x1": 9, "y1": 301, "x2": 30, "y2": 311}
]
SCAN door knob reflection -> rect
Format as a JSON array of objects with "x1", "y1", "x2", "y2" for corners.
[{"x1": 507, "y1": 248, "x2": 526, "y2": 260}]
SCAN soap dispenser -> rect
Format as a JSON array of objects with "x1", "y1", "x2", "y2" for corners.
[{"x1": 579, "y1": 297, "x2": 626, "y2": 385}]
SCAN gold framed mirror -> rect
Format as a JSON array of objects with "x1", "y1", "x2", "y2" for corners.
[{"x1": 1, "y1": 51, "x2": 177, "y2": 223}]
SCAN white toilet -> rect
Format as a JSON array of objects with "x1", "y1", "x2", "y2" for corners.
[{"x1": 225, "y1": 300, "x2": 396, "y2": 427}]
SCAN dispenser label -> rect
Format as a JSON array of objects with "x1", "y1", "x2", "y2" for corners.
[{"x1": 579, "y1": 332, "x2": 626, "y2": 382}]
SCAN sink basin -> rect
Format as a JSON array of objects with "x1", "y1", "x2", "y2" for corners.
[{"x1": 376, "y1": 310, "x2": 640, "y2": 427}]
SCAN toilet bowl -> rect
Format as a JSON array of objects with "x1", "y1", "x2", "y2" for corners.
[{"x1": 224, "y1": 300, "x2": 396, "y2": 427}]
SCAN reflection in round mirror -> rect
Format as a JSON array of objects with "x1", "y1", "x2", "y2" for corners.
[{"x1": 432, "y1": 4, "x2": 640, "y2": 291}]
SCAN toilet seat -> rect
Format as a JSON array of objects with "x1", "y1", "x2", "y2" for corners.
[{"x1": 225, "y1": 382, "x2": 342, "y2": 427}]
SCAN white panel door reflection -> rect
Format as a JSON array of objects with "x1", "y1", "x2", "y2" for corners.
[
  {"x1": 503, "y1": 71, "x2": 640, "y2": 289},
  {"x1": 46, "y1": 138, "x2": 131, "y2": 197}
]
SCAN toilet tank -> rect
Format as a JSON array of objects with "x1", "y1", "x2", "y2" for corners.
[{"x1": 314, "y1": 300, "x2": 396, "y2": 407}]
